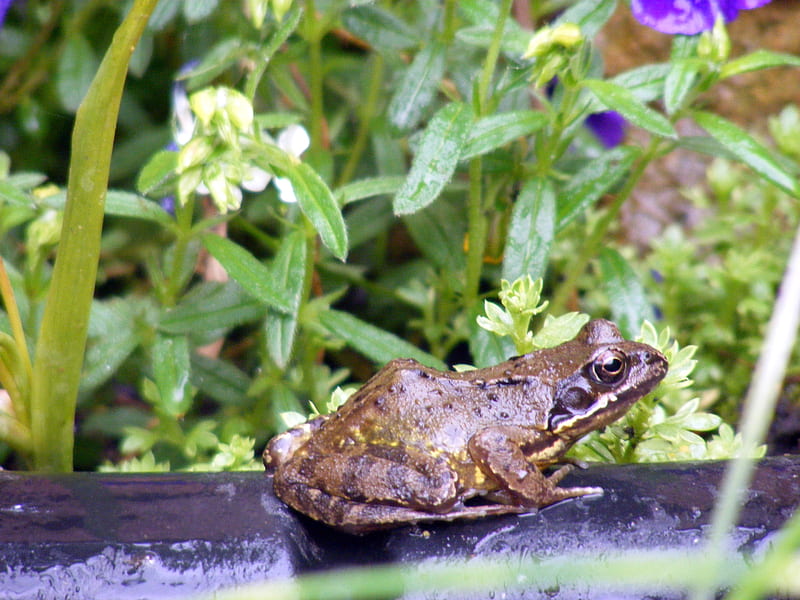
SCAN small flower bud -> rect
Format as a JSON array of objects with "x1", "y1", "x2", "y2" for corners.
[
  {"x1": 223, "y1": 88, "x2": 254, "y2": 132},
  {"x1": 698, "y1": 15, "x2": 730, "y2": 62},
  {"x1": 246, "y1": 0, "x2": 270, "y2": 28},
  {"x1": 271, "y1": 0, "x2": 293, "y2": 22},
  {"x1": 523, "y1": 23, "x2": 583, "y2": 59},
  {"x1": 189, "y1": 88, "x2": 218, "y2": 127},
  {"x1": 177, "y1": 137, "x2": 214, "y2": 172},
  {"x1": 27, "y1": 209, "x2": 62, "y2": 250}
]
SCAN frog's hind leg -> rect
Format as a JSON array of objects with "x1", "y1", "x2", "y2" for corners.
[
  {"x1": 273, "y1": 444, "x2": 461, "y2": 522},
  {"x1": 274, "y1": 480, "x2": 526, "y2": 534}
]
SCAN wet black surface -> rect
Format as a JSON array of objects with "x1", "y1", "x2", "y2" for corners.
[{"x1": 1, "y1": 457, "x2": 798, "y2": 599}]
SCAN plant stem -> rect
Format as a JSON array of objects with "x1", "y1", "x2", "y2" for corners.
[
  {"x1": 549, "y1": 139, "x2": 658, "y2": 314},
  {"x1": 304, "y1": 0, "x2": 324, "y2": 150},
  {"x1": 336, "y1": 53, "x2": 384, "y2": 188},
  {"x1": 464, "y1": 157, "x2": 487, "y2": 309},
  {"x1": 28, "y1": 0, "x2": 158, "y2": 472},
  {"x1": 477, "y1": 0, "x2": 513, "y2": 113},
  {"x1": 0, "y1": 259, "x2": 32, "y2": 399},
  {"x1": 163, "y1": 197, "x2": 195, "y2": 307},
  {"x1": 464, "y1": 0, "x2": 513, "y2": 308}
]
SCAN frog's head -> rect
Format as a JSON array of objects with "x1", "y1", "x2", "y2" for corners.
[{"x1": 546, "y1": 319, "x2": 668, "y2": 441}]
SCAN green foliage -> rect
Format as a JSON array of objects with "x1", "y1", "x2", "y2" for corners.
[
  {"x1": 477, "y1": 276, "x2": 588, "y2": 355},
  {"x1": 646, "y1": 137, "x2": 800, "y2": 414},
  {"x1": 477, "y1": 279, "x2": 761, "y2": 462},
  {"x1": 571, "y1": 321, "x2": 765, "y2": 463},
  {"x1": 0, "y1": 0, "x2": 797, "y2": 473}
]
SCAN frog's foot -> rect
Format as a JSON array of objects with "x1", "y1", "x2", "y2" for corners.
[
  {"x1": 544, "y1": 465, "x2": 602, "y2": 500},
  {"x1": 263, "y1": 415, "x2": 330, "y2": 470}
]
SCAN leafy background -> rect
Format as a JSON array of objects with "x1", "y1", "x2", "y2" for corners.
[{"x1": 0, "y1": 0, "x2": 798, "y2": 472}]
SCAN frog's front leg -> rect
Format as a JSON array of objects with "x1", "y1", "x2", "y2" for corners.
[{"x1": 467, "y1": 425, "x2": 602, "y2": 507}]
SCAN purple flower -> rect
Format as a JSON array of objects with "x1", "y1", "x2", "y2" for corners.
[
  {"x1": 0, "y1": 0, "x2": 15, "y2": 27},
  {"x1": 586, "y1": 111, "x2": 627, "y2": 148},
  {"x1": 631, "y1": 0, "x2": 773, "y2": 35}
]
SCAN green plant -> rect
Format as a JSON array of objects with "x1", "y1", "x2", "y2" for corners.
[
  {"x1": 0, "y1": 0, "x2": 797, "y2": 475},
  {"x1": 645, "y1": 124, "x2": 800, "y2": 414}
]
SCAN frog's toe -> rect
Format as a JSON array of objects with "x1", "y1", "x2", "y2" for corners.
[
  {"x1": 550, "y1": 485, "x2": 603, "y2": 502},
  {"x1": 546, "y1": 464, "x2": 575, "y2": 485}
]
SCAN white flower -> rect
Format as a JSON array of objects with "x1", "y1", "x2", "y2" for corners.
[
  {"x1": 270, "y1": 124, "x2": 310, "y2": 203},
  {"x1": 240, "y1": 123, "x2": 310, "y2": 201},
  {"x1": 171, "y1": 77, "x2": 310, "y2": 209},
  {"x1": 172, "y1": 79, "x2": 195, "y2": 147}
]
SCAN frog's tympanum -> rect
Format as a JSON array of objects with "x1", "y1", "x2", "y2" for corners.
[{"x1": 264, "y1": 319, "x2": 668, "y2": 533}]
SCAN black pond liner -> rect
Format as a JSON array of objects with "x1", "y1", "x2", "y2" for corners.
[{"x1": 0, "y1": 456, "x2": 798, "y2": 599}]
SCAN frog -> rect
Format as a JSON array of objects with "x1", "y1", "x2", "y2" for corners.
[{"x1": 264, "y1": 319, "x2": 668, "y2": 534}]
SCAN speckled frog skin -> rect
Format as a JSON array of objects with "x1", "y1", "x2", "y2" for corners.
[{"x1": 264, "y1": 319, "x2": 668, "y2": 533}]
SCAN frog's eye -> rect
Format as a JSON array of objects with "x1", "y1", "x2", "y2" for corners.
[{"x1": 591, "y1": 350, "x2": 627, "y2": 385}]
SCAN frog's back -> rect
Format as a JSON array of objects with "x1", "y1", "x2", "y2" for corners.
[{"x1": 309, "y1": 358, "x2": 551, "y2": 456}]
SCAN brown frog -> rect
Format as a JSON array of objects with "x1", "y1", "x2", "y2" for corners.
[{"x1": 264, "y1": 319, "x2": 668, "y2": 533}]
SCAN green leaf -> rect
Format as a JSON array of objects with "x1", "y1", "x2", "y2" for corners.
[
  {"x1": 5, "y1": 172, "x2": 47, "y2": 190},
  {"x1": 692, "y1": 110, "x2": 800, "y2": 197},
  {"x1": 664, "y1": 36, "x2": 701, "y2": 115},
  {"x1": 202, "y1": 235, "x2": 293, "y2": 313},
  {"x1": 147, "y1": 0, "x2": 180, "y2": 31},
  {"x1": 469, "y1": 316, "x2": 516, "y2": 368},
  {"x1": 336, "y1": 175, "x2": 405, "y2": 206},
  {"x1": 599, "y1": 247, "x2": 654, "y2": 339},
  {"x1": 80, "y1": 299, "x2": 141, "y2": 397},
  {"x1": 160, "y1": 281, "x2": 265, "y2": 334},
  {"x1": 387, "y1": 41, "x2": 446, "y2": 133},
  {"x1": 584, "y1": 79, "x2": 676, "y2": 139},
  {"x1": 682, "y1": 412, "x2": 722, "y2": 432},
  {"x1": 191, "y1": 353, "x2": 250, "y2": 407},
  {"x1": 253, "y1": 3, "x2": 303, "y2": 68},
  {"x1": 152, "y1": 333, "x2": 193, "y2": 417},
  {"x1": 137, "y1": 149, "x2": 178, "y2": 197},
  {"x1": 264, "y1": 231, "x2": 307, "y2": 368},
  {"x1": 455, "y1": 0, "x2": 535, "y2": 57},
  {"x1": 557, "y1": 146, "x2": 639, "y2": 232},
  {"x1": 664, "y1": 59, "x2": 703, "y2": 116},
  {"x1": 319, "y1": 309, "x2": 446, "y2": 370},
  {"x1": 502, "y1": 177, "x2": 555, "y2": 283},
  {"x1": 57, "y1": 34, "x2": 99, "y2": 113},
  {"x1": 128, "y1": 31, "x2": 153, "y2": 77},
  {"x1": 393, "y1": 102, "x2": 472, "y2": 215},
  {"x1": 342, "y1": 6, "x2": 418, "y2": 51},
  {"x1": 454, "y1": 26, "x2": 524, "y2": 56},
  {"x1": 280, "y1": 162, "x2": 348, "y2": 260},
  {"x1": 404, "y1": 198, "x2": 467, "y2": 275},
  {"x1": 104, "y1": 191, "x2": 172, "y2": 223},
  {"x1": 461, "y1": 110, "x2": 547, "y2": 160},
  {"x1": 674, "y1": 135, "x2": 739, "y2": 161},
  {"x1": 721, "y1": 50, "x2": 800, "y2": 79},
  {"x1": 182, "y1": 38, "x2": 250, "y2": 89},
  {"x1": 42, "y1": 189, "x2": 172, "y2": 224},
  {"x1": 532, "y1": 313, "x2": 590, "y2": 349},
  {"x1": 0, "y1": 180, "x2": 31, "y2": 207},
  {"x1": 254, "y1": 112, "x2": 303, "y2": 130},
  {"x1": 182, "y1": 0, "x2": 218, "y2": 22},
  {"x1": 556, "y1": 0, "x2": 618, "y2": 38},
  {"x1": 611, "y1": 64, "x2": 671, "y2": 104}
]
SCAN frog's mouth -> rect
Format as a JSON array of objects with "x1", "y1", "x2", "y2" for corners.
[{"x1": 549, "y1": 390, "x2": 618, "y2": 436}]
